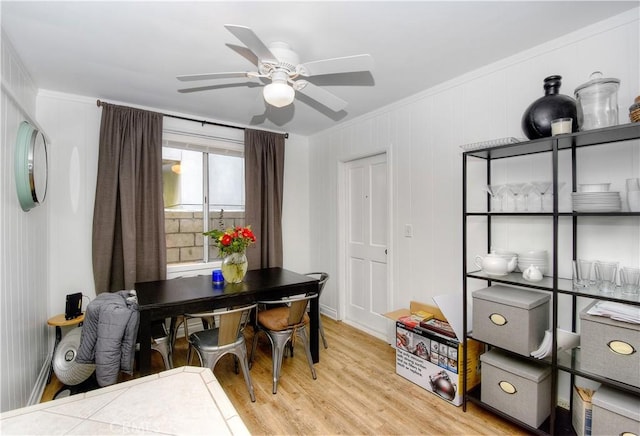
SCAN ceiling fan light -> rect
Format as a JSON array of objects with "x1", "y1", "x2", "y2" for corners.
[{"x1": 263, "y1": 82, "x2": 295, "y2": 108}]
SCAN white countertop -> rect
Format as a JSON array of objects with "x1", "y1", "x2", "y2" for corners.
[{"x1": 0, "y1": 366, "x2": 250, "y2": 435}]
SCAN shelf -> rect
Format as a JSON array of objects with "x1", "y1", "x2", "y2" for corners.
[
  {"x1": 462, "y1": 122, "x2": 640, "y2": 436},
  {"x1": 464, "y1": 123, "x2": 640, "y2": 160},
  {"x1": 557, "y1": 349, "x2": 640, "y2": 396},
  {"x1": 466, "y1": 211, "x2": 556, "y2": 217},
  {"x1": 466, "y1": 211, "x2": 640, "y2": 217},
  {"x1": 556, "y1": 285, "x2": 640, "y2": 306},
  {"x1": 467, "y1": 271, "x2": 640, "y2": 306},
  {"x1": 466, "y1": 270, "x2": 572, "y2": 292},
  {"x1": 466, "y1": 386, "x2": 575, "y2": 436},
  {"x1": 466, "y1": 333, "x2": 553, "y2": 365}
]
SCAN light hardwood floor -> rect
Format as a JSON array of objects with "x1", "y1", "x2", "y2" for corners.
[{"x1": 42, "y1": 317, "x2": 527, "y2": 435}]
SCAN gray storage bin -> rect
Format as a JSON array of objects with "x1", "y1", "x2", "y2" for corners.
[
  {"x1": 591, "y1": 386, "x2": 640, "y2": 436},
  {"x1": 580, "y1": 301, "x2": 640, "y2": 388},
  {"x1": 473, "y1": 285, "x2": 550, "y2": 356},
  {"x1": 480, "y1": 349, "x2": 551, "y2": 428}
]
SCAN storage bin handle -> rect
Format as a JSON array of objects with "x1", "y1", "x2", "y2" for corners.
[
  {"x1": 607, "y1": 340, "x2": 636, "y2": 356},
  {"x1": 498, "y1": 380, "x2": 517, "y2": 394},
  {"x1": 489, "y1": 313, "x2": 508, "y2": 326}
]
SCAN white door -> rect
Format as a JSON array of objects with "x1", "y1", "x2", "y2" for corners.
[{"x1": 345, "y1": 153, "x2": 388, "y2": 337}]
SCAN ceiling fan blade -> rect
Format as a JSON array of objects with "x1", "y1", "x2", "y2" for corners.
[
  {"x1": 226, "y1": 43, "x2": 259, "y2": 66},
  {"x1": 177, "y1": 72, "x2": 250, "y2": 82},
  {"x1": 299, "y1": 54, "x2": 373, "y2": 77},
  {"x1": 224, "y1": 24, "x2": 277, "y2": 63},
  {"x1": 295, "y1": 81, "x2": 348, "y2": 112},
  {"x1": 178, "y1": 81, "x2": 262, "y2": 94}
]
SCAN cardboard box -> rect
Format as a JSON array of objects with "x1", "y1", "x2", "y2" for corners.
[
  {"x1": 572, "y1": 385, "x2": 594, "y2": 436},
  {"x1": 386, "y1": 301, "x2": 482, "y2": 406}
]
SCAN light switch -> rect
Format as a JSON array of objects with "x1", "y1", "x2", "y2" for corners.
[{"x1": 404, "y1": 224, "x2": 413, "y2": 237}]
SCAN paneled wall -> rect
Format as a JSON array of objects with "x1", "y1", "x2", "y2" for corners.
[
  {"x1": 1, "y1": 32, "x2": 50, "y2": 412},
  {"x1": 308, "y1": 9, "x2": 640, "y2": 339}
]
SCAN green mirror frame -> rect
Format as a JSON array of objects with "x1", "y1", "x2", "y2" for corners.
[{"x1": 15, "y1": 121, "x2": 48, "y2": 212}]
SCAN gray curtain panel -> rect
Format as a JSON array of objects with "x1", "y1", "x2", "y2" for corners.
[
  {"x1": 92, "y1": 103, "x2": 166, "y2": 293},
  {"x1": 244, "y1": 129, "x2": 286, "y2": 269}
]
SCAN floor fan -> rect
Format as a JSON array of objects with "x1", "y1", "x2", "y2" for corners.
[{"x1": 51, "y1": 327, "x2": 97, "y2": 398}]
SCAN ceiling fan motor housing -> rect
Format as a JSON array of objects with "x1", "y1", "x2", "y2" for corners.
[{"x1": 260, "y1": 42, "x2": 300, "y2": 74}]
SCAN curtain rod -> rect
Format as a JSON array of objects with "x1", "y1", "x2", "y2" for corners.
[{"x1": 96, "y1": 99, "x2": 288, "y2": 139}]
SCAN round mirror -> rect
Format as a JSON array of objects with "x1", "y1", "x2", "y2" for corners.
[{"x1": 15, "y1": 121, "x2": 48, "y2": 211}]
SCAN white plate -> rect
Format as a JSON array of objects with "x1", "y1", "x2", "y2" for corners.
[
  {"x1": 573, "y1": 206, "x2": 622, "y2": 212},
  {"x1": 572, "y1": 193, "x2": 620, "y2": 198}
]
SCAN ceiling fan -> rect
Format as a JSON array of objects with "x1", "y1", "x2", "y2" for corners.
[{"x1": 177, "y1": 25, "x2": 374, "y2": 112}]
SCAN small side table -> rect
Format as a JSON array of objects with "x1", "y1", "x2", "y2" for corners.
[{"x1": 47, "y1": 313, "x2": 85, "y2": 384}]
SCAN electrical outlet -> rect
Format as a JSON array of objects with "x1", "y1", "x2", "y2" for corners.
[
  {"x1": 404, "y1": 224, "x2": 413, "y2": 238},
  {"x1": 557, "y1": 398, "x2": 570, "y2": 410}
]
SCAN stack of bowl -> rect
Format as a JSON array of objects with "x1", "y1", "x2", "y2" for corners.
[{"x1": 518, "y1": 250, "x2": 548, "y2": 275}]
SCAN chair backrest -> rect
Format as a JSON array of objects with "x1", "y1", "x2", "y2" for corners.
[
  {"x1": 259, "y1": 293, "x2": 318, "y2": 327},
  {"x1": 305, "y1": 272, "x2": 329, "y2": 297},
  {"x1": 185, "y1": 303, "x2": 256, "y2": 346}
]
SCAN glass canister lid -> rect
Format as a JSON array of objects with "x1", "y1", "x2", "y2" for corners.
[{"x1": 575, "y1": 71, "x2": 620, "y2": 95}]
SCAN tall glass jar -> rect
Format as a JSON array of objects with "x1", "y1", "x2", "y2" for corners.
[
  {"x1": 574, "y1": 71, "x2": 620, "y2": 131},
  {"x1": 221, "y1": 252, "x2": 248, "y2": 283}
]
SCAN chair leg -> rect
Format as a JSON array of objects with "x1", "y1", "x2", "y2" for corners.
[
  {"x1": 151, "y1": 336, "x2": 173, "y2": 370},
  {"x1": 249, "y1": 329, "x2": 261, "y2": 369},
  {"x1": 266, "y1": 332, "x2": 289, "y2": 394},
  {"x1": 298, "y1": 327, "x2": 317, "y2": 380},
  {"x1": 234, "y1": 347, "x2": 256, "y2": 402},
  {"x1": 186, "y1": 344, "x2": 194, "y2": 366},
  {"x1": 319, "y1": 316, "x2": 328, "y2": 349},
  {"x1": 169, "y1": 316, "x2": 184, "y2": 351}
]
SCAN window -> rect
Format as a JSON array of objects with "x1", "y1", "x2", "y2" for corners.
[{"x1": 162, "y1": 131, "x2": 245, "y2": 265}]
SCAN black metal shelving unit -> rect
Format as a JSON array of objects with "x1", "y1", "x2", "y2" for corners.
[{"x1": 461, "y1": 123, "x2": 640, "y2": 436}]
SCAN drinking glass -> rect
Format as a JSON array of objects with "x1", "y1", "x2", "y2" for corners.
[
  {"x1": 620, "y1": 266, "x2": 640, "y2": 296},
  {"x1": 521, "y1": 183, "x2": 535, "y2": 212},
  {"x1": 531, "y1": 181, "x2": 552, "y2": 211},
  {"x1": 626, "y1": 178, "x2": 640, "y2": 191},
  {"x1": 573, "y1": 259, "x2": 594, "y2": 290},
  {"x1": 506, "y1": 183, "x2": 526, "y2": 212},
  {"x1": 485, "y1": 185, "x2": 506, "y2": 212},
  {"x1": 594, "y1": 261, "x2": 619, "y2": 295}
]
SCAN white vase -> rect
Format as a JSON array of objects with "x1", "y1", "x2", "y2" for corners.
[{"x1": 221, "y1": 252, "x2": 248, "y2": 283}]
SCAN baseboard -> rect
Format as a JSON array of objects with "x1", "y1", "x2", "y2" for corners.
[
  {"x1": 28, "y1": 352, "x2": 53, "y2": 406},
  {"x1": 342, "y1": 319, "x2": 387, "y2": 342},
  {"x1": 320, "y1": 304, "x2": 337, "y2": 320}
]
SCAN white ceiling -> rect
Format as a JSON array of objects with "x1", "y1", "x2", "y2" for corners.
[{"x1": 2, "y1": 1, "x2": 637, "y2": 136}]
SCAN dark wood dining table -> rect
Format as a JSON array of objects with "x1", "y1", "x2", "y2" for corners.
[{"x1": 135, "y1": 267, "x2": 320, "y2": 375}]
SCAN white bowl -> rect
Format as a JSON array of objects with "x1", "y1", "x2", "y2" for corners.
[
  {"x1": 578, "y1": 183, "x2": 611, "y2": 193},
  {"x1": 519, "y1": 250, "x2": 548, "y2": 259}
]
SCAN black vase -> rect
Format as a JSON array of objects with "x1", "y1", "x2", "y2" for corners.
[{"x1": 521, "y1": 75, "x2": 577, "y2": 139}]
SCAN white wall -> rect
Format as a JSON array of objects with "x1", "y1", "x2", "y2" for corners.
[
  {"x1": 308, "y1": 10, "x2": 640, "y2": 332},
  {"x1": 0, "y1": 31, "x2": 50, "y2": 412}
]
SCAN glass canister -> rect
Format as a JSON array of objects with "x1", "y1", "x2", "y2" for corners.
[{"x1": 574, "y1": 71, "x2": 620, "y2": 131}]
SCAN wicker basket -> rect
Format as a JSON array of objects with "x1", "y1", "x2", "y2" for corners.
[{"x1": 630, "y1": 96, "x2": 640, "y2": 123}]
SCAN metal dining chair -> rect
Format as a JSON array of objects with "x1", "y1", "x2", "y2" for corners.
[
  {"x1": 185, "y1": 303, "x2": 257, "y2": 402},
  {"x1": 305, "y1": 272, "x2": 329, "y2": 349},
  {"x1": 150, "y1": 320, "x2": 173, "y2": 370},
  {"x1": 250, "y1": 293, "x2": 318, "y2": 394}
]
